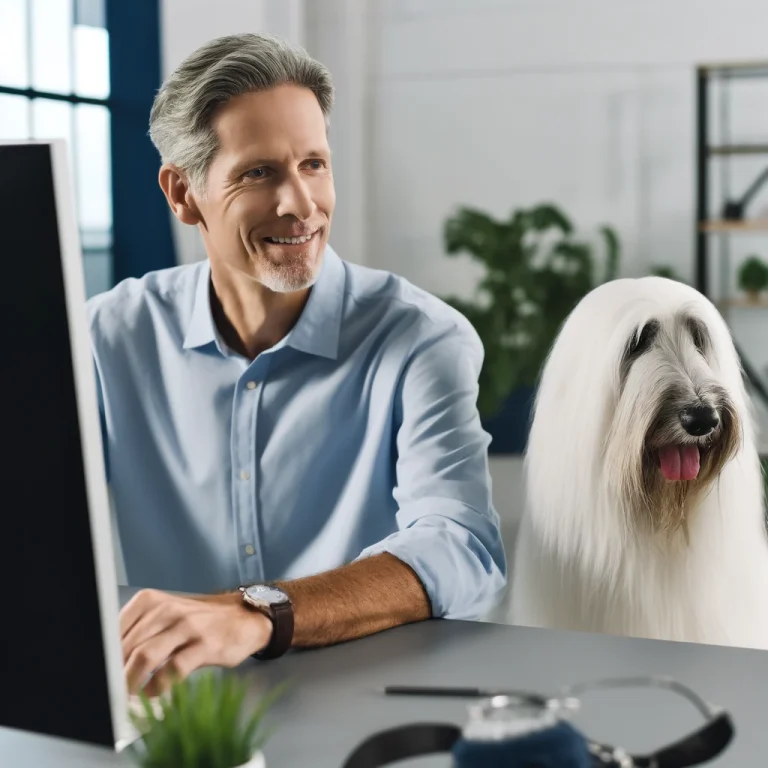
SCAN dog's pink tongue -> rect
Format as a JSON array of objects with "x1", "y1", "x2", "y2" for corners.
[{"x1": 659, "y1": 445, "x2": 700, "y2": 481}]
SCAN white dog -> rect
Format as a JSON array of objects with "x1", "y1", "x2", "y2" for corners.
[{"x1": 509, "y1": 276, "x2": 768, "y2": 650}]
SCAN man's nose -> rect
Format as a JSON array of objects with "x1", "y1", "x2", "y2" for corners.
[{"x1": 276, "y1": 175, "x2": 315, "y2": 221}]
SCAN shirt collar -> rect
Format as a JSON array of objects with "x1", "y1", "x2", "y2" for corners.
[
  {"x1": 182, "y1": 244, "x2": 346, "y2": 360},
  {"x1": 182, "y1": 259, "x2": 217, "y2": 351}
]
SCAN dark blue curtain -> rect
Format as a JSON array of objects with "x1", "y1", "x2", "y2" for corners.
[{"x1": 105, "y1": 0, "x2": 176, "y2": 283}]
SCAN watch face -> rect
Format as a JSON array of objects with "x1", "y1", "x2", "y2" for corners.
[{"x1": 245, "y1": 585, "x2": 289, "y2": 604}]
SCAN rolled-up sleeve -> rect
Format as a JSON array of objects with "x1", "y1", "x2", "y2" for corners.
[{"x1": 356, "y1": 317, "x2": 507, "y2": 620}]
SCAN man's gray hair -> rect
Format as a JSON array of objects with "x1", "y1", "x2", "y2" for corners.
[{"x1": 149, "y1": 32, "x2": 335, "y2": 192}]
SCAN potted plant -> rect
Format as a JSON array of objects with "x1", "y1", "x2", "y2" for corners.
[
  {"x1": 128, "y1": 669, "x2": 288, "y2": 768},
  {"x1": 439, "y1": 202, "x2": 619, "y2": 453},
  {"x1": 737, "y1": 255, "x2": 768, "y2": 304}
]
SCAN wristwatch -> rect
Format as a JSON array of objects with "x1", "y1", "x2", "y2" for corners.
[{"x1": 238, "y1": 583, "x2": 294, "y2": 660}]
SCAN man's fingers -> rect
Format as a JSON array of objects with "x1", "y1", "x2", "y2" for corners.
[
  {"x1": 140, "y1": 642, "x2": 208, "y2": 697},
  {"x1": 124, "y1": 619, "x2": 192, "y2": 694},
  {"x1": 119, "y1": 589, "x2": 167, "y2": 638},
  {"x1": 122, "y1": 605, "x2": 178, "y2": 664},
  {"x1": 118, "y1": 590, "x2": 258, "y2": 697}
]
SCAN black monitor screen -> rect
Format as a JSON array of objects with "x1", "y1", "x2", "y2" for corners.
[{"x1": 0, "y1": 143, "x2": 115, "y2": 747}]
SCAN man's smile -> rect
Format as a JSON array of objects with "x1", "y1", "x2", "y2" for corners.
[{"x1": 262, "y1": 228, "x2": 320, "y2": 246}]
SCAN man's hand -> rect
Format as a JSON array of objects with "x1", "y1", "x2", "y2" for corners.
[
  {"x1": 119, "y1": 553, "x2": 430, "y2": 695},
  {"x1": 120, "y1": 588, "x2": 272, "y2": 696}
]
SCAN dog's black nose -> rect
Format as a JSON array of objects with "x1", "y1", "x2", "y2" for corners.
[{"x1": 680, "y1": 405, "x2": 719, "y2": 436}]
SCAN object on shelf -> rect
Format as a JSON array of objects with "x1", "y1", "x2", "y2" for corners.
[
  {"x1": 737, "y1": 255, "x2": 768, "y2": 304},
  {"x1": 722, "y1": 166, "x2": 768, "y2": 221}
]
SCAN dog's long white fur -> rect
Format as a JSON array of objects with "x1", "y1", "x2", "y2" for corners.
[{"x1": 509, "y1": 276, "x2": 768, "y2": 650}]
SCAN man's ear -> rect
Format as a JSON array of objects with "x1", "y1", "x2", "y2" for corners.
[{"x1": 158, "y1": 164, "x2": 203, "y2": 226}]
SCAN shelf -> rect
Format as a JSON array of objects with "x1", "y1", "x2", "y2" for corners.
[
  {"x1": 717, "y1": 297, "x2": 768, "y2": 310},
  {"x1": 699, "y1": 219, "x2": 768, "y2": 233},
  {"x1": 697, "y1": 60, "x2": 768, "y2": 78},
  {"x1": 708, "y1": 144, "x2": 768, "y2": 156},
  {"x1": 696, "y1": 61, "x2": 768, "y2": 415}
]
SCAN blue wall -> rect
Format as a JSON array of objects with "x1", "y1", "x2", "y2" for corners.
[{"x1": 106, "y1": 0, "x2": 176, "y2": 283}]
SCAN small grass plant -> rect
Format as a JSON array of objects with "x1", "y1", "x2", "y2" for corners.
[{"x1": 128, "y1": 669, "x2": 289, "y2": 768}]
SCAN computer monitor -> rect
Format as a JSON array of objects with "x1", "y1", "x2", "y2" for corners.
[{"x1": 0, "y1": 140, "x2": 133, "y2": 750}]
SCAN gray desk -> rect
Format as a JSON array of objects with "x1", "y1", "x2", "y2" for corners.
[{"x1": 2, "y1": 592, "x2": 767, "y2": 767}]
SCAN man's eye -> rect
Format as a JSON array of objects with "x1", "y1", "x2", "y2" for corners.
[
  {"x1": 244, "y1": 168, "x2": 268, "y2": 180},
  {"x1": 307, "y1": 160, "x2": 324, "y2": 170}
]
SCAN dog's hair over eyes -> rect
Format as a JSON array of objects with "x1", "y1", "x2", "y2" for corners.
[{"x1": 620, "y1": 315, "x2": 710, "y2": 383}]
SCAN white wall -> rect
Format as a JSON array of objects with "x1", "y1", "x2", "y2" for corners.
[{"x1": 364, "y1": 0, "x2": 768, "y2": 292}]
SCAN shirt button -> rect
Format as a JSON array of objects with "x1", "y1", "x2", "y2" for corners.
[
  {"x1": 245, "y1": 544, "x2": 255, "y2": 556},
  {"x1": 246, "y1": 380, "x2": 257, "y2": 390},
  {"x1": 240, "y1": 470, "x2": 250, "y2": 480}
]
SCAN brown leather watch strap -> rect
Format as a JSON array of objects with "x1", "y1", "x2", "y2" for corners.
[{"x1": 253, "y1": 598, "x2": 294, "y2": 660}]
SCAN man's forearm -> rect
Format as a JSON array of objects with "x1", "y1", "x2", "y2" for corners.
[{"x1": 272, "y1": 552, "x2": 433, "y2": 648}]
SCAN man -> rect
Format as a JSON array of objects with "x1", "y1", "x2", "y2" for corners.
[{"x1": 88, "y1": 32, "x2": 506, "y2": 696}]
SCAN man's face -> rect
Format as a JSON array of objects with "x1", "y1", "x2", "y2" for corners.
[{"x1": 194, "y1": 84, "x2": 335, "y2": 293}]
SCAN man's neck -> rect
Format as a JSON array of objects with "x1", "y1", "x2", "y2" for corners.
[{"x1": 208, "y1": 262, "x2": 311, "y2": 360}]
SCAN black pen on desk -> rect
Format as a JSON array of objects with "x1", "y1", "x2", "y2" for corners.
[{"x1": 382, "y1": 685, "x2": 548, "y2": 705}]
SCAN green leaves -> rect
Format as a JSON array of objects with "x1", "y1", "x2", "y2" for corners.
[
  {"x1": 128, "y1": 670, "x2": 290, "y2": 768},
  {"x1": 441, "y1": 202, "x2": 621, "y2": 419},
  {"x1": 738, "y1": 255, "x2": 768, "y2": 293}
]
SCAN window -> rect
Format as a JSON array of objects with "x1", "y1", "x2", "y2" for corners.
[{"x1": 0, "y1": 0, "x2": 113, "y2": 298}]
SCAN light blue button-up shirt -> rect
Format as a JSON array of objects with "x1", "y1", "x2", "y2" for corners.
[{"x1": 87, "y1": 245, "x2": 506, "y2": 620}]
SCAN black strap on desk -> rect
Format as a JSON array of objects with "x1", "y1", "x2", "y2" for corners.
[
  {"x1": 340, "y1": 712, "x2": 734, "y2": 768},
  {"x1": 631, "y1": 712, "x2": 734, "y2": 768},
  {"x1": 340, "y1": 722, "x2": 461, "y2": 768}
]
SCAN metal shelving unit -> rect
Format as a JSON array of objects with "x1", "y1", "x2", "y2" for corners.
[{"x1": 695, "y1": 60, "x2": 768, "y2": 408}]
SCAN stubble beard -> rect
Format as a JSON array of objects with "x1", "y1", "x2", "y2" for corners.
[{"x1": 257, "y1": 241, "x2": 323, "y2": 294}]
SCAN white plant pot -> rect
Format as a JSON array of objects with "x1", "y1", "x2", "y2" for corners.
[{"x1": 235, "y1": 751, "x2": 266, "y2": 768}]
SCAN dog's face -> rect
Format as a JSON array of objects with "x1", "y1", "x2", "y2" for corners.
[{"x1": 612, "y1": 310, "x2": 741, "y2": 536}]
